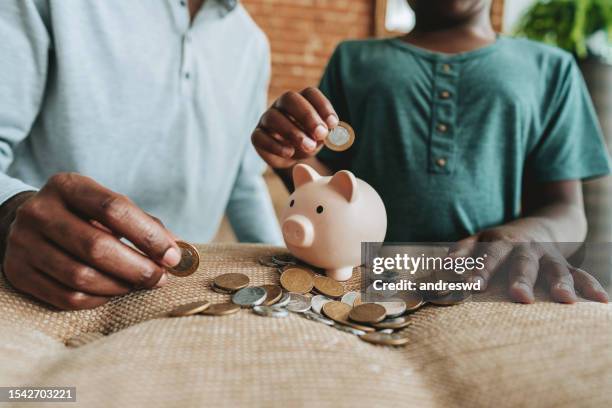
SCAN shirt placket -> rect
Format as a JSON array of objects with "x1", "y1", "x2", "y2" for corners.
[
  {"x1": 177, "y1": 0, "x2": 193, "y2": 96},
  {"x1": 428, "y1": 60, "x2": 459, "y2": 174}
]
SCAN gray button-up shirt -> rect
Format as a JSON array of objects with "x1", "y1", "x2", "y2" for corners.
[{"x1": 0, "y1": 0, "x2": 282, "y2": 244}]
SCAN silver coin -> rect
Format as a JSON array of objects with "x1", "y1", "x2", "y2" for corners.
[
  {"x1": 231, "y1": 287, "x2": 267, "y2": 307},
  {"x1": 258, "y1": 256, "x2": 278, "y2": 268},
  {"x1": 302, "y1": 310, "x2": 334, "y2": 326},
  {"x1": 341, "y1": 291, "x2": 360, "y2": 306},
  {"x1": 375, "y1": 301, "x2": 407, "y2": 318},
  {"x1": 333, "y1": 323, "x2": 365, "y2": 336},
  {"x1": 274, "y1": 292, "x2": 291, "y2": 308},
  {"x1": 286, "y1": 293, "x2": 311, "y2": 313},
  {"x1": 253, "y1": 305, "x2": 289, "y2": 318},
  {"x1": 211, "y1": 283, "x2": 234, "y2": 294},
  {"x1": 378, "y1": 328, "x2": 394, "y2": 334},
  {"x1": 328, "y1": 125, "x2": 350, "y2": 146},
  {"x1": 272, "y1": 254, "x2": 298, "y2": 266},
  {"x1": 311, "y1": 295, "x2": 333, "y2": 315}
]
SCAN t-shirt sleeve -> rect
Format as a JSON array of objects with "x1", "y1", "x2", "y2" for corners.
[
  {"x1": 527, "y1": 56, "x2": 611, "y2": 182},
  {"x1": 317, "y1": 44, "x2": 353, "y2": 172}
]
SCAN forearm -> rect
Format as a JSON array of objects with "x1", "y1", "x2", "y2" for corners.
[{"x1": 274, "y1": 156, "x2": 333, "y2": 192}]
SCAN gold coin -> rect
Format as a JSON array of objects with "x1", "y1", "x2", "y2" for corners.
[
  {"x1": 261, "y1": 284, "x2": 283, "y2": 306},
  {"x1": 324, "y1": 121, "x2": 355, "y2": 152},
  {"x1": 313, "y1": 276, "x2": 344, "y2": 298},
  {"x1": 200, "y1": 303, "x2": 241, "y2": 316},
  {"x1": 167, "y1": 241, "x2": 200, "y2": 277},
  {"x1": 373, "y1": 316, "x2": 412, "y2": 330},
  {"x1": 213, "y1": 273, "x2": 250, "y2": 292},
  {"x1": 322, "y1": 301, "x2": 352, "y2": 322},
  {"x1": 405, "y1": 291, "x2": 425, "y2": 312},
  {"x1": 336, "y1": 319, "x2": 376, "y2": 332},
  {"x1": 281, "y1": 264, "x2": 317, "y2": 277},
  {"x1": 169, "y1": 300, "x2": 211, "y2": 317},
  {"x1": 280, "y1": 267, "x2": 314, "y2": 294},
  {"x1": 349, "y1": 303, "x2": 387, "y2": 324},
  {"x1": 211, "y1": 283, "x2": 234, "y2": 294},
  {"x1": 360, "y1": 332, "x2": 409, "y2": 346},
  {"x1": 353, "y1": 293, "x2": 363, "y2": 307}
]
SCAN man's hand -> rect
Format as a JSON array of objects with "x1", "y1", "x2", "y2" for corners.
[
  {"x1": 1, "y1": 173, "x2": 181, "y2": 310},
  {"x1": 251, "y1": 87, "x2": 339, "y2": 169},
  {"x1": 449, "y1": 227, "x2": 609, "y2": 304}
]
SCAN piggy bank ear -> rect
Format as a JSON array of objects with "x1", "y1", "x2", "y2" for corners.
[
  {"x1": 293, "y1": 164, "x2": 320, "y2": 188},
  {"x1": 328, "y1": 170, "x2": 358, "y2": 203}
]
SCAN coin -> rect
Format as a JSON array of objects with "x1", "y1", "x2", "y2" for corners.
[
  {"x1": 313, "y1": 276, "x2": 344, "y2": 298},
  {"x1": 352, "y1": 293, "x2": 363, "y2": 307},
  {"x1": 261, "y1": 284, "x2": 283, "y2": 306},
  {"x1": 258, "y1": 256, "x2": 278, "y2": 267},
  {"x1": 322, "y1": 301, "x2": 352, "y2": 322},
  {"x1": 169, "y1": 300, "x2": 211, "y2": 317},
  {"x1": 311, "y1": 295, "x2": 333, "y2": 315},
  {"x1": 428, "y1": 290, "x2": 472, "y2": 306},
  {"x1": 231, "y1": 287, "x2": 267, "y2": 307},
  {"x1": 281, "y1": 264, "x2": 316, "y2": 277},
  {"x1": 335, "y1": 318, "x2": 376, "y2": 333},
  {"x1": 286, "y1": 293, "x2": 311, "y2": 313},
  {"x1": 275, "y1": 292, "x2": 291, "y2": 308},
  {"x1": 211, "y1": 283, "x2": 234, "y2": 295},
  {"x1": 272, "y1": 254, "x2": 298, "y2": 266},
  {"x1": 253, "y1": 305, "x2": 289, "y2": 318},
  {"x1": 341, "y1": 291, "x2": 360, "y2": 307},
  {"x1": 378, "y1": 329, "x2": 394, "y2": 334},
  {"x1": 375, "y1": 301, "x2": 406, "y2": 318},
  {"x1": 200, "y1": 303, "x2": 241, "y2": 316},
  {"x1": 302, "y1": 310, "x2": 334, "y2": 326},
  {"x1": 214, "y1": 273, "x2": 250, "y2": 292},
  {"x1": 360, "y1": 332, "x2": 409, "y2": 346},
  {"x1": 372, "y1": 316, "x2": 412, "y2": 330},
  {"x1": 280, "y1": 267, "x2": 314, "y2": 294},
  {"x1": 349, "y1": 303, "x2": 386, "y2": 324},
  {"x1": 405, "y1": 291, "x2": 425, "y2": 311},
  {"x1": 324, "y1": 121, "x2": 355, "y2": 152},
  {"x1": 166, "y1": 241, "x2": 200, "y2": 277},
  {"x1": 334, "y1": 323, "x2": 365, "y2": 336}
]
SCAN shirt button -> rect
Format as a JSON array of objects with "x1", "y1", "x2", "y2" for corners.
[
  {"x1": 436, "y1": 158, "x2": 447, "y2": 168},
  {"x1": 180, "y1": 0, "x2": 186, "y2": 6},
  {"x1": 440, "y1": 91, "x2": 451, "y2": 99},
  {"x1": 436, "y1": 123, "x2": 448, "y2": 133},
  {"x1": 442, "y1": 63, "x2": 451, "y2": 73},
  {"x1": 184, "y1": 72, "x2": 191, "y2": 79}
]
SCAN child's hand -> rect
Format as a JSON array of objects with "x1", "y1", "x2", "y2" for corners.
[
  {"x1": 252, "y1": 87, "x2": 339, "y2": 169},
  {"x1": 448, "y1": 227, "x2": 609, "y2": 304}
]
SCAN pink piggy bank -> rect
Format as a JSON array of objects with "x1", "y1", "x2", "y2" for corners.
[{"x1": 281, "y1": 164, "x2": 387, "y2": 281}]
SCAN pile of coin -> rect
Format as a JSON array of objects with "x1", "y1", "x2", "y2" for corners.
[{"x1": 165, "y1": 254, "x2": 471, "y2": 347}]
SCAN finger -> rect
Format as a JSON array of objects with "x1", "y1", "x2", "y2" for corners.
[
  {"x1": 570, "y1": 267, "x2": 609, "y2": 303},
  {"x1": 300, "y1": 87, "x2": 339, "y2": 129},
  {"x1": 37, "y1": 205, "x2": 167, "y2": 288},
  {"x1": 21, "y1": 232, "x2": 131, "y2": 296},
  {"x1": 49, "y1": 174, "x2": 180, "y2": 267},
  {"x1": 274, "y1": 91, "x2": 329, "y2": 141},
  {"x1": 5, "y1": 261, "x2": 108, "y2": 310},
  {"x1": 252, "y1": 128, "x2": 295, "y2": 159},
  {"x1": 471, "y1": 240, "x2": 514, "y2": 290},
  {"x1": 448, "y1": 235, "x2": 479, "y2": 257},
  {"x1": 260, "y1": 108, "x2": 318, "y2": 153},
  {"x1": 506, "y1": 246, "x2": 539, "y2": 303},
  {"x1": 540, "y1": 256, "x2": 578, "y2": 303}
]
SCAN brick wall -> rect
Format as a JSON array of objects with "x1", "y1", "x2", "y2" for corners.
[{"x1": 242, "y1": 0, "x2": 505, "y2": 102}]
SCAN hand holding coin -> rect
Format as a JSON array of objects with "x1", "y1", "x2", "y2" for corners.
[{"x1": 252, "y1": 87, "x2": 340, "y2": 169}]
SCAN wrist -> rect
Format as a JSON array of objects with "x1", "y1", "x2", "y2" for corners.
[{"x1": 0, "y1": 191, "x2": 36, "y2": 261}]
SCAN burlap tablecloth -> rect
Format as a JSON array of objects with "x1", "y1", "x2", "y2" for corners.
[{"x1": 0, "y1": 244, "x2": 611, "y2": 407}]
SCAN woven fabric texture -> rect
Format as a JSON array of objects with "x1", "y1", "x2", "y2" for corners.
[{"x1": 0, "y1": 244, "x2": 611, "y2": 408}]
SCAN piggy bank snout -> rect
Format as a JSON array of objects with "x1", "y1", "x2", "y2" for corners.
[{"x1": 282, "y1": 215, "x2": 314, "y2": 248}]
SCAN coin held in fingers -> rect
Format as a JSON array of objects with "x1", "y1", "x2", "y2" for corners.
[
  {"x1": 324, "y1": 121, "x2": 355, "y2": 152},
  {"x1": 167, "y1": 241, "x2": 200, "y2": 277}
]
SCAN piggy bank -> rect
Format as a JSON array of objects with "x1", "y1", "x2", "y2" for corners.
[{"x1": 281, "y1": 164, "x2": 387, "y2": 281}]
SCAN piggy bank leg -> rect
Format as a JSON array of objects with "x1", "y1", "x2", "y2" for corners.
[{"x1": 326, "y1": 267, "x2": 353, "y2": 282}]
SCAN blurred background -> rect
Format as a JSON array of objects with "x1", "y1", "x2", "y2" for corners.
[{"x1": 213, "y1": 0, "x2": 612, "y2": 245}]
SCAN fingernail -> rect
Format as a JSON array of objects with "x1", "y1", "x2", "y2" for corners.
[
  {"x1": 313, "y1": 125, "x2": 328, "y2": 141},
  {"x1": 326, "y1": 114, "x2": 339, "y2": 128},
  {"x1": 511, "y1": 282, "x2": 534, "y2": 302},
  {"x1": 154, "y1": 273, "x2": 168, "y2": 288},
  {"x1": 302, "y1": 137, "x2": 317, "y2": 151},
  {"x1": 554, "y1": 283, "x2": 571, "y2": 292},
  {"x1": 162, "y1": 247, "x2": 181, "y2": 267},
  {"x1": 281, "y1": 146, "x2": 294, "y2": 158}
]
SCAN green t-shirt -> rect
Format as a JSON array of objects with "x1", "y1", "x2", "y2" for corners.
[{"x1": 318, "y1": 36, "x2": 611, "y2": 242}]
